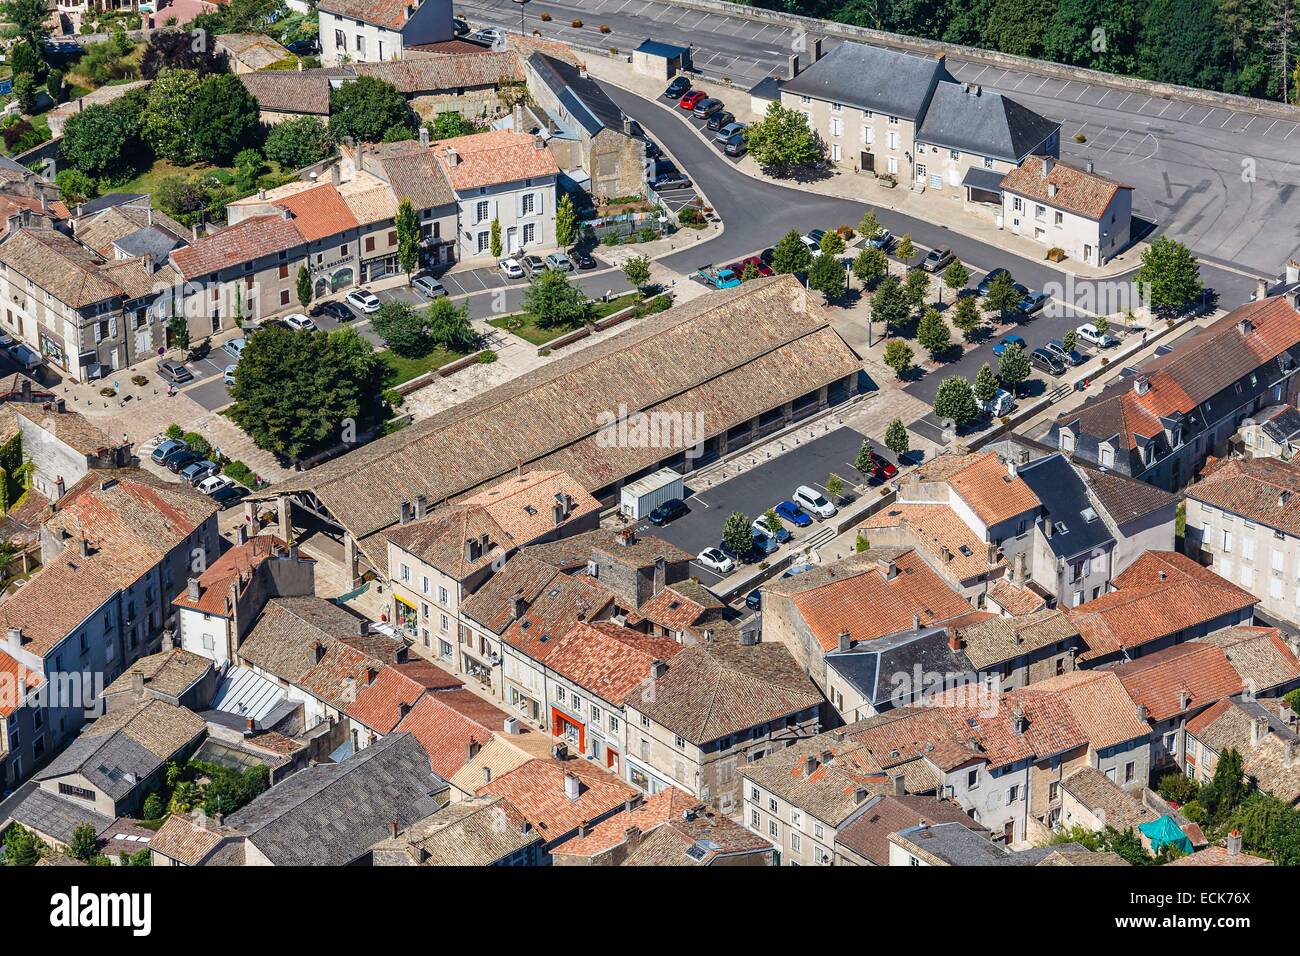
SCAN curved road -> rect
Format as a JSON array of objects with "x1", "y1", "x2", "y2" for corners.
[{"x1": 600, "y1": 80, "x2": 1258, "y2": 402}]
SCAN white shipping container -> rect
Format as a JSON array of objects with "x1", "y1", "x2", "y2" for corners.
[{"x1": 620, "y1": 468, "x2": 685, "y2": 519}]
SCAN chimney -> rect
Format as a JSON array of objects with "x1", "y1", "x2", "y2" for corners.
[
  {"x1": 940, "y1": 545, "x2": 952, "y2": 563},
  {"x1": 78, "y1": 538, "x2": 90, "y2": 558},
  {"x1": 482, "y1": 766, "x2": 491, "y2": 785},
  {"x1": 55, "y1": 476, "x2": 65, "y2": 499},
  {"x1": 1041, "y1": 156, "x2": 1054, "y2": 178},
  {"x1": 878, "y1": 557, "x2": 897, "y2": 580},
  {"x1": 366, "y1": 666, "x2": 379, "y2": 685},
  {"x1": 1287, "y1": 740, "x2": 1299, "y2": 768},
  {"x1": 1178, "y1": 688, "x2": 1191, "y2": 712},
  {"x1": 331, "y1": 164, "x2": 340, "y2": 186},
  {"x1": 1288, "y1": 259, "x2": 1300, "y2": 285},
  {"x1": 1256, "y1": 277, "x2": 1270, "y2": 301},
  {"x1": 245, "y1": 717, "x2": 255, "y2": 734},
  {"x1": 465, "y1": 537, "x2": 479, "y2": 562},
  {"x1": 161, "y1": 630, "x2": 174, "y2": 652},
  {"x1": 1252, "y1": 715, "x2": 1268, "y2": 747},
  {"x1": 1137, "y1": 703, "x2": 1149, "y2": 724},
  {"x1": 512, "y1": 594, "x2": 528, "y2": 621},
  {"x1": 503, "y1": 717, "x2": 520, "y2": 734},
  {"x1": 419, "y1": 126, "x2": 429, "y2": 147},
  {"x1": 739, "y1": 625, "x2": 759, "y2": 647},
  {"x1": 257, "y1": 188, "x2": 266, "y2": 200},
  {"x1": 398, "y1": 701, "x2": 411, "y2": 722},
  {"x1": 1133, "y1": 375, "x2": 1150, "y2": 396},
  {"x1": 787, "y1": 53, "x2": 800, "y2": 79},
  {"x1": 1012, "y1": 707, "x2": 1028, "y2": 734},
  {"x1": 1047, "y1": 182, "x2": 1058, "y2": 199},
  {"x1": 891, "y1": 773, "x2": 906, "y2": 796},
  {"x1": 1238, "y1": 317, "x2": 1255, "y2": 336},
  {"x1": 947, "y1": 630, "x2": 962, "y2": 652},
  {"x1": 911, "y1": 614, "x2": 920, "y2": 631},
  {"x1": 400, "y1": 499, "x2": 412, "y2": 525},
  {"x1": 1227, "y1": 829, "x2": 1242, "y2": 856},
  {"x1": 414, "y1": 494, "x2": 429, "y2": 519},
  {"x1": 804, "y1": 754, "x2": 818, "y2": 778},
  {"x1": 130, "y1": 670, "x2": 145, "y2": 695},
  {"x1": 552, "y1": 501, "x2": 565, "y2": 526},
  {"x1": 811, "y1": 36, "x2": 823, "y2": 62},
  {"x1": 854, "y1": 787, "x2": 869, "y2": 804},
  {"x1": 187, "y1": 577, "x2": 200, "y2": 601},
  {"x1": 837, "y1": 630, "x2": 851, "y2": 652},
  {"x1": 1085, "y1": 160, "x2": 1095, "y2": 174},
  {"x1": 650, "y1": 659, "x2": 668, "y2": 680},
  {"x1": 553, "y1": 742, "x2": 568, "y2": 760},
  {"x1": 467, "y1": 740, "x2": 480, "y2": 761},
  {"x1": 390, "y1": 819, "x2": 399, "y2": 839},
  {"x1": 1158, "y1": 569, "x2": 1167, "y2": 582},
  {"x1": 563, "y1": 771, "x2": 581, "y2": 801},
  {"x1": 313, "y1": 641, "x2": 325, "y2": 663},
  {"x1": 234, "y1": 524, "x2": 248, "y2": 545},
  {"x1": 446, "y1": 146, "x2": 460, "y2": 166},
  {"x1": 357, "y1": 618, "x2": 369, "y2": 637}
]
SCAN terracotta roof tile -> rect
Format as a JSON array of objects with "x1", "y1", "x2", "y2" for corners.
[
  {"x1": 1021, "y1": 670, "x2": 1151, "y2": 749},
  {"x1": 395, "y1": 689, "x2": 510, "y2": 779},
  {"x1": 477, "y1": 756, "x2": 636, "y2": 839},
  {"x1": 431, "y1": 130, "x2": 559, "y2": 191},
  {"x1": 1194, "y1": 625, "x2": 1300, "y2": 695},
  {"x1": 999, "y1": 159, "x2": 1130, "y2": 220},
  {"x1": 171, "y1": 534, "x2": 292, "y2": 616},
  {"x1": 1114, "y1": 643, "x2": 1244, "y2": 722},
  {"x1": 863, "y1": 502, "x2": 1002, "y2": 580},
  {"x1": 944, "y1": 451, "x2": 1041, "y2": 526},
  {"x1": 544, "y1": 621, "x2": 682, "y2": 706},
  {"x1": 171, "y1": 214, "x2": 304, "y2": 280}
]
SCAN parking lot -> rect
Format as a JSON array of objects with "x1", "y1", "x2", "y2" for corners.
[{"x1": 634, "y1": 425, "x2": 889, "y2": 584}]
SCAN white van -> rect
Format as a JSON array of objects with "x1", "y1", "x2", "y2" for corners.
[{"x1": 980, "y1": 388, "x2": 1015, "y2": 418}]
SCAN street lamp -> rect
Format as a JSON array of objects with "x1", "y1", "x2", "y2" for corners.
[{"x1": 513, "y1": 0, "x2": 529, "y2": 36}]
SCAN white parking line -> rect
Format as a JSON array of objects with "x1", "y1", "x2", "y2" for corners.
[
  {"x1": 1220, "y1": 113, "x2": 1234, "y2": 128},
  {"x1": 1074, "y1": 85, "x2": 1089, "y2": 101},
  {"x1": 751, "y1": 22, "x2": 770, "y2": 40},
  {"x1": 1058, "y1": 81, "x2": 1072, "y2": 96},
  {"x1": 1178, "y1": 104, "x2": 1195, "y2": 120},
  {"x1": 1287, "y1": 124, "x2": 1300, "y2": 139},
  {"x1": 970, "y1": 64, "x2": 989, "y2": 83},
  {"x1": 1036, "y1": 77, "x2": 1052, "y2": 93},
  {"x1": 1115, "y1": 92, "x2": 1132, "y2": 109},
  {"x1": 1200, "y1": 108, "x2": 1215, "y2": 124},
  {"x1": 1012, "y1": 73, "x2": 1030, "y2": 89},
  {"x1": 1265, "y1": 119, "x2": 1279, "y2": 135},
  {"x1": 1159, "y1": 100, "x2": 1173, "y2": 116}
]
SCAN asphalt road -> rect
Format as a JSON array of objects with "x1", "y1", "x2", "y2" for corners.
[
  {"x1": 601, "y1": 80, "x2": 1254, "y2": 403},
  {"x1": 463, "y1": 0, "x2": 1300, "y2": 276}
]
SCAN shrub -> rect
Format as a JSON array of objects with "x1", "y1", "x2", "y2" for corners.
[
  {"x1": 182, "y1": 431, "x2": 212, "y2": 459},
  {"x1": 540, "y1": 11, "x2": 552, "y2": 20},
  {"x1": 571, "y1": 19, "x2": 583, "y2": 27},
  {"x1": 383, "y1": 388, "x2": 404, "y2": 408},
  {"x1": 1075, "y1": 132, "x2": 1086, "y2": 143},
  {"x1": 223, "y1": 460, "x2": 258, "y2": 488},
  {"x1": 130, "y1": 375, "x2": 148, "y2": 386},
  {"x1": 142, "y1": 792, "x2": 164, "y2": 820},
  {"x1": 478, "y1": 349, "x2": 498, "y2": 363},
  {"x1": 165, "y1": 423, "x2": 184, "y2": 440},
  {"x1": 1157, "y1": 772, "x2": 1199, "y2": 804},
  {"x1": 600, "y1": 24, "x2": 611, "y2": 33},
  {"x1": 99, "y1": 386, "x2": 117, "y2": 397}
]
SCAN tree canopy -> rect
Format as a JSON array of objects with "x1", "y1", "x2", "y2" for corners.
[
  {"x1": 744, "y1": 101, "x2": 824, "y2": 175},
  {"x1": 329, "y1": 76, "x2": 414, "y2": 144},
  {"x1": 264, "y1": 116, "x2": 335, "y2": 170},
  {"x1": 1135, "y1": 236, "x2": 1204, "y2": 313},
  {"x1": 522, "y1": 269, "x2": 590, "y2": 329}
]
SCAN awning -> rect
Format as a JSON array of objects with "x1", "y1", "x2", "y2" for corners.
[{"x1": 962, "y1": 167, "x2": 1005, "y2": 194}]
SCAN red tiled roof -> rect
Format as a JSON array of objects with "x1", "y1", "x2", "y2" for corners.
[
  {"x1": 171, "y1": 535, "x2": 291, "y2": 616},
  {"x1": 477, "y1": 757, "x2": 636, "y2": 839},
  {"x1": 999, "y1": 159, "x2": 1131, "y2": 220},
  {"x1": 318, "y1": 0, "x2": 415, "y2": 30},
  {"x1": 1067, "y1": 552, "x2": 1256, "y2": 660},
  {"x1": 275, "y1": 184, "x2": 359, "y2": 243},
  {"x1": 543, "y1": 621, "x2": 683, "y2": 706},
  {"x1": 1114, "y1": 643, "x2": 1244, "y2": 722},
  {"x1": 395, "y1": 689, "x2": 508, "y2": 779},
  {"x1": 171, "y1": 214, "x2": 304, "y2": 280},
  {"x1": 432, "y1": 130, "x2": 560, "y2": 191},
  {"x1": 944, "y1": 451, "x2": 1041, "y2": 527},
  {"x1": 346, "y1": 665, "x2": 430, "y2": 734}
]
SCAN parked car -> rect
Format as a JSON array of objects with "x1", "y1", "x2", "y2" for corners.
[
  {"x1": 696, "y1": 547, "x2": 734, "y2": 574},
  {"x1": 976, "y1": 268, "x2": 1011, "y2": 296},
  {"x1": 150, "y1": 438, "x2": 187, "y2": 466},
  {"x1": 498, "y1": 258, "x2": 525, "y2": 279},
  {"x1": 284, "y1": 313, "x2": 317, "y2": 332},
  {"x1": 991, "y1": 334, "x2": 1027, "y2": 357},
  {"x1": 920, "y1": 247, "x2": 956, "y2": 272},
  {"x1": 721, "y1": 134, "x2": 746, "y2": 157},
  {"x1": 166, "y1": 450, "x2": 200, "y2": 474},
  {"x1": 309, "y1": 300, "x2": 353, "y2": 322},
  {"x1": 211, "y1": 484, "x2": 251, "y2": 511},
  {"x1": 774, "y1": 499, "x2": 812, "y2": 527},
  {"x1": 345, "y1": 289, "x2": 381, "y2": 313},
  {"x1": 285, "y1": 37, "x2": 320, "y2": 55},
  {"x1": 745, "y1": 588, "x2": 762, "y2": 611},
  {"x1": 1018, "y1": 290, "x2": 1049, "y2": 315},
  {"x1": 643, "y1": 138, "x2": 662, "y2": 159},
  {"x1": 545, "y1": 252, "x2": 574, "y2": 272},
  {"x1": 9, "y1": 342, "x2": 41, "y2": 371},
  {"x1": 705, "y1": 110, "x2": 735, "y2": 131},
  {"x1": 180, "y1": 460, "x2": 218, "y2": 485},
  {"x1": 1076, "y1": 322, "x2": 1119, "y2": 348},
  {"x1": 664, "y1": 76, "x2": 691, "y2": 99},
  {"x1": 473, "y1": 27, "x2": 505, "y2": 45},
  {"x1": 679, "y1": 90, "x2": 706, "y2": 111},
  {"x1": 1030, "y1": 347, "x2": 1066, "y2": 376},
  {"x1": 1045, "y1": 339, "x2": 1087, "y2": 367},
  {"x1": 721, "y1": 536, "x2": 763, "y2": 565},
  {"x1": 980, "y1": 388, "x2": 1015, "y2": 418},
  {"x1": 412, "y1": 275, "x2": 448, "y2": 298},
  {"x1": 572, "y1": 250, "x2": 597, "y2": 270},
  {"x1": 793, "y1": 484, "x2": 837, "y2": 519},
  {"x1": 865, "y1": 229, "x2": 893, "y2": 251},
  {"x1": 751, "y1": 528, "x2": 779, "y2": 556},
  {"x1": 715, "y1": 122, "x2": 745, "y2": 141},
  {"x1": 651, "y1": 172, "x2": 691, "y2": 190},
  {"x1": 801, "y1": 229, "x2": 826, "y2": 256},
  {"x1": 647, "y1": 498, "x2": 688, "y2": 526},
  {"x1": 452, "y1": 17, "x2": 470, "y2": 36},
  {"x1": 869, "y1": 451, "x2": 897, "y2": 481},
  {"x1": 752, "y1": 516, "x2": 791, "y2": 544},
  {"x1": 197, "y1": 474, "x2": 233, "y2": 495},
  {"x1": 223, "y1": 364, "x2": 237, "y2": 387},
  {"x1": 740, "y1": 255, "x2": 773, "y2": 277},
  {"x1": 157, "y1": 360, "x2": 193, "y2": 385},
  {"x1": 521, "y1": 254, "x2": 547, "y2": 277}
]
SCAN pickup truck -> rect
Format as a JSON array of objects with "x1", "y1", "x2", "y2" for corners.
[{"x1": 691, "y1": 264, "x2": 742, "y2": 289}]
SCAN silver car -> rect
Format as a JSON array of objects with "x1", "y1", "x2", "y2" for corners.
[
  {"x1": 545, "y1": 252, "x2": 574, "y2": 272},
  {"x1": 412, "y1": 275, "x2": 448, "y2": 298}
]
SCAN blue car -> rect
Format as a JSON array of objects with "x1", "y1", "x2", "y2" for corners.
[
  {"x1": 992, "y1": 334, "x2": 1027, "y2": 357},
  {"x1": 745, "y1": 588, "x2": 762, "y2": 611},
  {"x1": 774, "y1": 499, "x2": 812, "y2": 527}
]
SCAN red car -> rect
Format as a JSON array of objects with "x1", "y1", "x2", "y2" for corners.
[
  {"x1": 870, "y1": 451, "x2": 898, "y2": 482},
  {"x1": 741, "y1": 255, "x2": 774, "y2": 277},
  {"x1": 679, "y1": 90, "x2": 707, "y2": 111}
]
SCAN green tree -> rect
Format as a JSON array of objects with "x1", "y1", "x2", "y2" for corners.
[
  {"x1": 883, "y1": 339, "x2": 914, "y2": 377},
  {"x1": 372, "y1": 301, "x2": 431, "y2": 358},
  {"x1": 858, "y1": 208, "x2": 882, "y2": 240},
  {"x1": 933, "y1": 374, "x2": 978, "y2": 424},
  {"x1": 852, "y1": 246, "x2": 888, "y2": 287},
  {"x1": 68, "y1": 823, "x2": 99, "y2": 861},
  {"x1": 296, "y1": 264, "x2": 312, "y2": 308},
  {"x1": 997, "y1": 343, "x2": 1032, "y2": 394},
  {"x1": 853, "y1": 438, "x2": 875, "y2": 474},
  {"x1": 264, "y1": 116, "x2": 335, "y2": 170},
  {"x1": 489, "y1": 217, "x2": 503, "y2": 259},
  {"x1": 952, "y1": 295, "x2": 982, "y2": 339},
  {"x1": 191, "y1": 73, "x2": 261, "y2": 164},
  {"x1": 1106, "y1": 827, "x2": 1152, "y2": 866},
  {"x1": 12, "y1": 73, "x2": 36, "y2": 115},
  {"x1": 983, "y1": 270, "x2": 1021, "y2": 320},
  {"x1": 394, "y1": 197, "x2": 421, "y2": 280},
  {"x1": 1, "y1": 0, "x2": 50, "y2": 60},
  {"x1": 818, "y1": 230, "x2": 845, "y2": 257},
  {"x1": 973, "y1": 362, "x2": 1000, "y2": 403},
  {"x1": 622, "y1": 253, "x2": 651, "y2": 290},
  {"x1": 871, "y1": 275, "x2": 911, "y2": 332},
  {"x1": 1062, "y1": 328, "x2": 1078, "y2": 353},
  {"x1": 425, "y1": 297, "x2": 477, "y2": 352},
  {"x1": 54, "y1": 169, "x2": 97, "y2": 206},
  {"x1": 328, "y1": 75, "x2": 413, "y2": 144},
  {"x1": 917, "y1": 307, "x2": 951, "y2": 359},
  {"x1": 168, "y1": 310, "x2": 190, "y2": 359},
  {"x1": 826, "y1": 473, "x2": 845, "y2": 502},
  {"x1": 523, "y1": 268, "x2": 589, "y2": 329},
  {"x1": 45, "y1": 67, "x2": 62, "y2": 103},
  {"x1": 426, "y1": 110, "x2": 479, "y2": 139},
  {"x1": 555, "y1": 193, "x2": 577, "y2": 248},
  {"x1": 982, "y1": 0, "x2": 1056, "y2": 57},
  {"x1": 744, "y1": 100, "x2": 824, "y2": 175},
  {"x1": 884, "y1": 418, "x2": 909, "y2": 457},
  {"x1": 143, "y1": 68, "x2": 204, "y2": 164},
  {"x1": 894, "y1": 234, "x2": 915, "y2": 260},
  {"x1": 2, "y1": 822, "x2": 42, "y2": 866},
  {"x1": 759, "y1": 508, "x2": 782, "y2": 536},
  {"x1": 721, "y1": 510, "x2": 753, "y2": 556},
  {"x1": 943, "y1": 260, "x2": 970, "y2": 296},
  {"x1": 1135, "y1": 236, "x2": 1204, "y2": 314},
  {"x1": 1201, "y1": 748, "x2": 1247, "y2": 825},
  {"x1": 141, "y1": 26, "x2": 227, "y2": 78},
  {"x1": 903, "y1": 268, "x2": 931, "y2": 312},
  {"x1": 229, "y1": 324, "x2": 386, "y2": 460},
  {"x1": 1095, "y1": 315, "x2": 1111, "y2": 336},
  {"x1": 771, "y1": 229, "x2": 813, "y2": 275},
  {"x1": 807, "y1": 251, "x2": 845, "y2": 300},
  {"x1": 142, "y1": 792, "x2": 164, "y2": 820}
]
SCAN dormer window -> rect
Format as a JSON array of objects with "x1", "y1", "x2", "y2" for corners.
[{"x1": 1059, "y1": 429, "x2": 1075, "y2": 453}]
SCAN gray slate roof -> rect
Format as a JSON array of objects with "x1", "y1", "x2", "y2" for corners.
[
  {"x1": 826, "y1": 626, "x2": 974, "y2": 708},
  {"x1": 8, "y1": 788, "x2": 115, "y2": 845},
  {"x1": 783, "y1": 41, "x2": 949, "y2": 121},
  {"x1": 1017, "y1": 453, "x2": 1114, "y2": 559},
  {"x1": 226, "y1": 732, "x2": 448, "y2": 866},
  {"x1": 527, "y1": 53, "x2": 623, "y2": 137},
  {"x1": 917, "y1": 82, "x2": 1061, "y2": 163}
]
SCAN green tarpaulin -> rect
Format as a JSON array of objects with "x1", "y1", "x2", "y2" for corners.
[{"x1": 1138, "y1": 814, "x2": 1193, "y2": 854}]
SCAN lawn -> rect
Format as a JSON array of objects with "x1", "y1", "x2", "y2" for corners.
[
  {"x1": 116, "y1": 159, "x2": 235, "y2": 203},
  {"x1": 380, "y1": 347, "x2": 470, "y2": 387},
  {"x1": 488, "y1": 292, "x2": 641, "y2": 346}
]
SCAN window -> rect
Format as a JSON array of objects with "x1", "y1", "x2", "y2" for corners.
[
  {"x1": 887, "y1": 115, "x2": 898, "y2": 125},
  {"x1": 399, "y1": 563, "x2": 410, "y2": 582},
  {"x1": 335, "y1": 29, "x2": 345, "y2": 49},
  {"x1": 829, "y1": 117, "x2": 842, "y2": 137},
  {"x1": 862, "y1": 126, "x2": 873, "y2": 145},
  {"x1": 769, "y1": 820, "x2": 779, "y2": 837},
  {"x1": 476, "y1": 231, "x2": 490, "y2": 253},
  {"x1": 640, "y1": 713, "x2": 650, "y2": 728},
  {"x1": 1243, "y1": 536, "x2": 1255, "y2": 561},
  {"x1": 675, "y1": 735, "x2": 685, "y2": 748},
  {"x1": 354, "y1": 34, "x2": 365, "y2": 56},
  {"x1": 887, "y1": 156, "x2": 898, "y2": 175},
  {"x1": 983, "y1": 156, "x2": 994, "y2": 169},
  {"x1": 609, "y1": 715, "x2": 619, "y2": 733},
  {"x1": 831, "y1": 143, "x2": 841, "y2": 162},
  {"x1": 59, "y1": 782, "x2": 96, "y2": 801},
  {"x1": 279, "y1": 289, "x2": 290, "y2": 306},
  {"x1": 815, "y1": 824, "x2": 824, "y2": 840},
  {"x1": 831, "y1": 102, "x2": 842, "y2": 112},
  {"x1": 887, "y1": 130, "x2": 898, "y2": 150},
  {"x1": 475, "y1": 200, "x2": 489, "y2": 223},
  {"x1": 1223, "y1": 529, "x2": 1233, "y2": 553},
  {"x1": 768, "y1": 798, "x2": 778, "y2": 813},
  {"x1": 1035, "y1": 204, "x2": 1047, "y2": 220},
  {"x1": 949, "y1": 149, "x2": 959, "y2": 160},
  {"x1": 439, "y1": 586, "x2": 449, "y2": 604},
  {"x1": 1012, "y1": 196, "x2": 1024, "y2": 214},
  {"x1": 522, "y1": 222, "x2": 536, "y2": 245},
  {"x1": 752, "y1": 809, "x2": 760, "y2": 827},
  {"x1": 365, "y1": 236, "x2": 375, "y2": 253},
  {"x1": 1006, "y1": 784, "x2": 1020, "y2": 804},
  {"x1": 967, "y1": 769, "x2": 978, "y2": 788},
  {"x1": 1241, "y1": 566, "x2": 1254, "y2": 588},
  {"x1": 1054, "y1": 211, "x2": 1064, "y2": 226},
  {"x1": 791, "y1": 833, "x2": 802, "y2": 852},
  {"x1": 591, "y1": 705, "x2": 602, "y2": 725},
  {"x1": 522, "y1": 192, "x2": 535, "y2": 215},
  {"x1": 916, "y1": 163, "x2": 927, "y2": 181},
  {"x1": 557, "y1": 686, "x2": 566, "y2": 702},
  {"x1": 1124, "y1": 762, "x2": 1135, "y2": 783}
]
